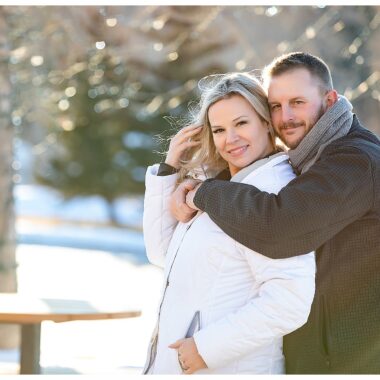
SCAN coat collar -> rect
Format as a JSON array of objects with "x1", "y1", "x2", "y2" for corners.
[
  {"x1": 213, "y1": 152, "x2": 289, "y2": 182},
  {"x1": 231, "y1": 152, "x2": 288, "y2": 183}
]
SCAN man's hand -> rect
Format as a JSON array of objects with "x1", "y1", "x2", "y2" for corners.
[
  {"x1": 169, "y1": 337, "x2": 207, "y2": 374},
  {"x1": 170, "y1": 179, "x2": 201, "y2": 222},
  {"x1": 185, "y1": 182, "x2": 203, "y2": 210}
]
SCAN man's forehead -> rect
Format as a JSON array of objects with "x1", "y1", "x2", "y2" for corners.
[
  {"x1": 268, "y1": 69, "x2": 320, "y2": 100},
  {"x1": 269, "y1": 68, "x2": 314, "y2": 85}
]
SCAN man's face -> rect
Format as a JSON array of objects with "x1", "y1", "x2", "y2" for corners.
[{"x1": 268, "y1": 68, "x2": 328, "y2": 149}]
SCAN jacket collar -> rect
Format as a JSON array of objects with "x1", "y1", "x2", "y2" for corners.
[
  {"x1": 348, "y1": 114, "x2": 362, "y2": 134},
  {"x1": 214, "y1": 152, "x2": 289, "y2": 182},
  {"x1": 231, "y1": 152, "x2": 288, "y2": 183}
]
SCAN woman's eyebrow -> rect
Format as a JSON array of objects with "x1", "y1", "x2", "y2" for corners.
[
  {"x1": 232, "y1": 115, "x2": 248, "y2": 121},
  {"x1": 210, "y1": 115, "x2": 249, "y2": 128}
]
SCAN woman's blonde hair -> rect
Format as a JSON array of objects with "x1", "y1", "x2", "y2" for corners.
[{"x1": 175, "y1": 72, "x2": 276, "y2": 183}]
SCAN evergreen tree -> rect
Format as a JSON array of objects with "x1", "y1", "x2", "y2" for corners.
[
  {"x1": 34, "y1": 49, "x2": 160, "y2": 223},
  {"x1": 33, "y1": 6, "x2": 231, "y2": 224}
]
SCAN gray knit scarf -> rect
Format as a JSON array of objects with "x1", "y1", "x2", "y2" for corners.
[{"x1": 288, "y1": 95, "x2": 353, "y2": 174}]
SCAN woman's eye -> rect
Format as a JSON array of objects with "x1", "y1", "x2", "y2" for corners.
[
  {"x1": 237, "y1": 120, "x2": 247, "y2": 126},
  {"x1": 212, "y1": 128, "x2": 224, "y2": 134}
]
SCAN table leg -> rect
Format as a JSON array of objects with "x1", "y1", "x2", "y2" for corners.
[{"x1": 20, "y1": 323, "x2": 41, "y2": 374}]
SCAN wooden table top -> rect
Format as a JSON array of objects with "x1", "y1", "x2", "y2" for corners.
[{"x1": 0, "y1": 293, "x2": 141, "y2": 324}]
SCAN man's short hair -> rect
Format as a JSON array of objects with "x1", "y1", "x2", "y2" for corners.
[{"x1": 262, "y1": 52, "x2": 334, "y2": 93}]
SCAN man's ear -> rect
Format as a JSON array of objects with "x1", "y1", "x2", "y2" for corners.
[{"x1": 325, "y1": 89, "x2": 338, "y2": 108}]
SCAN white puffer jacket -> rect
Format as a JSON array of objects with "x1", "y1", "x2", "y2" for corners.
[{"x1": 143, "y1": 153, "x2": 316, "y2": 374}]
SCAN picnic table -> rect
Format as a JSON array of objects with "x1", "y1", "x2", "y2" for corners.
[{"x1": 0, "y1": 293, "x2": 141, "y2": 374}]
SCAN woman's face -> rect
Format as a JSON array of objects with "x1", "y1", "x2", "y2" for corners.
[{"x1": 208, "y1": 94, "x2": 273, "y2": 176}]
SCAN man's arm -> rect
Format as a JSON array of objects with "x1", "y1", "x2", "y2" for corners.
[{"x1": 193, "y1": 146, "x2": 374, "y2": 258}]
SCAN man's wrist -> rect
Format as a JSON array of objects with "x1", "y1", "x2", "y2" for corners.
[
  {"x1": 193, "y1": 178, "x2": 214, "y2": 209},
  {"x1": 186, "y1": 182, "x2": 202, "y2": 211}
]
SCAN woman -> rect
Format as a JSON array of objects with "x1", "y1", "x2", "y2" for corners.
[{"x1": 143, "y1": 72, "x2": 315, "y2": 374}]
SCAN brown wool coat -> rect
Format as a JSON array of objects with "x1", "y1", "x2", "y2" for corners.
[{"x1": 194, "y1": 115, "x2": 380, "y2": 374}]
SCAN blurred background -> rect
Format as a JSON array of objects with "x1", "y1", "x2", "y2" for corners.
[{"x1": 0, "y1": 4, "x2": 379, "y2": 375}]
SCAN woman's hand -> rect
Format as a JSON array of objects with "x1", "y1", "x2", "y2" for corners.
[
  {"x1": 169, "y1": 337, "x2": 207, "y2": 374},
  {"x1": 165, "y1": 124, "x2": 202, "y2": 169},
  {"x1": 170, "y1": 179, "x2": 201, "y2": 222},
  {"x1": 185, "y1": 182, "x2": 203, "y2": 210}
]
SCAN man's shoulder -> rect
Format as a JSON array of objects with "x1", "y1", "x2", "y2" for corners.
[{"x1": 324, "y1": 116, "x2": 380, "y2": 163}]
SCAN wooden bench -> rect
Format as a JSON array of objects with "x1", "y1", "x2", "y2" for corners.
[{"x1": 0, "y1": 293, "x2": 141, "y2": 374}]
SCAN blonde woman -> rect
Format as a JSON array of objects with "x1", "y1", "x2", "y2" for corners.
[{"x1": 142, "y1": 72, "x2": 315, "y2": 374}]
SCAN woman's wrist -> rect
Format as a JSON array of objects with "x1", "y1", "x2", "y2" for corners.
[
  {"x1": 158, "y1": 162, "x2": 179, "y2": 176},
  {"x1": 164, "y1": 157, "x2": 179, "y2": 169}
]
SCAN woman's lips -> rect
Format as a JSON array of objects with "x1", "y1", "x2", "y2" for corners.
[{"x1": 227, "y1": 145, "x2": 249, "y2": 157}]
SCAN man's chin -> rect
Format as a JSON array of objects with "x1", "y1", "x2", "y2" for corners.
[
  {"x1": 281, "y1": 136, "x2": 302, "y2": 150},
  {"x1": 287, "y1": 141, "x2": 301, "y2": 149}
]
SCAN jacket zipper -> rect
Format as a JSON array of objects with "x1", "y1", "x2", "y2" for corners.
[
  {"x1": 144, "y1": 215, "x2": 199, "y2": 373},
  {"x1": 158, "y1": 219, "x2": 197, "y2": 313}
]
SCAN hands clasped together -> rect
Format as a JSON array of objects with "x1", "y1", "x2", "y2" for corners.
[{"x1": 170, "y1": 178, "x2": 202, "y2": 223}]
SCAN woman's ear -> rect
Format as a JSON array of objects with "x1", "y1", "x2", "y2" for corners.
[{"x1": 261, "y1": 120, "x2": 270, "y2": 132}]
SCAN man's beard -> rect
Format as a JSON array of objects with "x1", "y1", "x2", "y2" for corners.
[{"x1": 279, "y1": 104, "x2": 326, "y2": 149}]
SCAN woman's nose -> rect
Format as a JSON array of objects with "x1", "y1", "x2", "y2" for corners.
[{"x1": 226, "y1": 129, "x2": 239, "y2": 143}]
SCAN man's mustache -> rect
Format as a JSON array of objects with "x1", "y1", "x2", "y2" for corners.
[{"x1": 279, "y1": 121, "x2": 305, "y2": 130}]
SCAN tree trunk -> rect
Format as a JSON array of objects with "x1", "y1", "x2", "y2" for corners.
[
  {"x1": 106, "y1": 198, "x2": 120, "y2": 226},
  {"x1": 0, "y1": 6, "x2": 19, "y2": 349}
]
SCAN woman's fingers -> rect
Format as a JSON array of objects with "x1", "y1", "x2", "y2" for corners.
[
  {"x1": 176, "y1": 129, "x2": 202, "y2": 147},
  {"x1": 166, "y1": 125, "x2": 202, "y2": 168},
  {"x1": 180, "y1": 124, "x2": 203, "y2": 133},
  {"x1": 176, "y1": 126, "x2": 202, "y2": 141},
  {"x1": 183, "y1": 140, "x2": 201, "y2": 148}
]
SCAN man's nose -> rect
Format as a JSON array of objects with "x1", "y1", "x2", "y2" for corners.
[{"x1": 281, "y1": 105, "x2": 295, "y2": 124}]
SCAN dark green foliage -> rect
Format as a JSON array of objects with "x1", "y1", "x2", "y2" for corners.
[{"x1": 35, "y1": 51, "x2": 159, "y2": 198}]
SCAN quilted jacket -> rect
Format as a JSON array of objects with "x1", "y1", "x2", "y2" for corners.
[{"x1": 143, "y1": 153, "x2": 316, "y2": 374}]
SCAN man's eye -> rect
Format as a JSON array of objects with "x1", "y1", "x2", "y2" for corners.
[
  {"x1": 295, "y1": 100, "x2": 304, "y2": 105},
  {"x1": 271, "y1": 104, "x2": 280, "y2": 110}
]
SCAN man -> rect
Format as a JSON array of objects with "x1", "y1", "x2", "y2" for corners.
[{"x1": 170, "y1": 52, "x2": 380, "y2": 374}]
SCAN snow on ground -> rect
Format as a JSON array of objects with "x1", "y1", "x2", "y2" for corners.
[
  {"x1": 0, "y1": 244, "x2": 164, "y2": 375},
  {"x1": 14, "y1": 184, "x2": 148, "y2": 260},
  {"x1": 14, "y1": 184, "x2": 144, "y2": 228},
  {"x1": 0, "y1": 184, "x2": 167, "y2": 374}
]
